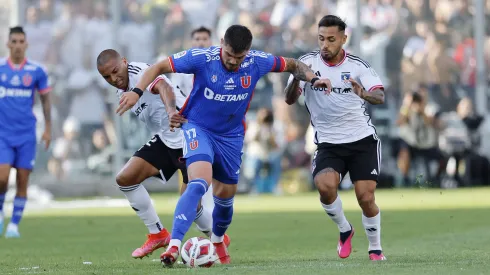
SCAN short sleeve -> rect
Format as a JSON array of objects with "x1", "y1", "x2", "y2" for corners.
[
  {"x1": 36, "y1": 66, "x2": 51, "y2": 94},
  {"x1": 168, "y1": 49, "x2": 207, "y2": 74},
  {"x1": 359, "y1": 66, "x2": 384, "y2": 92},
  {"x1": 251, "y1": 50, "x2": 286, "y2": 77}
]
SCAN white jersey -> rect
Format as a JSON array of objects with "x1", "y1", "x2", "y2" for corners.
[
  {"x1": 289, "y1": 50, "x2": 384, "y2": 144},
  {"x1": 116, "y1": 62, "x2": 187, "y2": 149},
  {"x1": 170, "y1": 73, "x2": 194, "y2": 96}
]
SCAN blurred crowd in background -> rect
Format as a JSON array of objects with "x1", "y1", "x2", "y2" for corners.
[{"x1": 1, "y1": 0, "x2": 489, "y2": 193}]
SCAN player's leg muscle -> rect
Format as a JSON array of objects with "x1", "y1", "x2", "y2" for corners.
[
  {"x1": 354, "y1": 180, "x2": 379, "y2": 217},
  {"x1": 314, "y1": 167, "x2": 341, "y2": 204},
  {"x1": 15, "y1": 169, "x2": 30, "y2": 197},
  {"x1": 116, "y1": 157, "x2": 159, "y2": 187},
  {"x1": 0, "y1": 164, "x2": 11, "y2": 194},
  {"x1": 212, "y1": 179, "x2": 237, "y2": 199}
]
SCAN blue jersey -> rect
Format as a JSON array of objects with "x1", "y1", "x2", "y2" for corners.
[
  {"x1": 169, "y1": 46, "x2": 286, "y2": 135},
  {"x1": 0, "y1": 58, "x2": 51, "y2": 135}
]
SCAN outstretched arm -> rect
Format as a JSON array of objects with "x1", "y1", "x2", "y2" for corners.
[
  {"x1": 135, "y1": 59, "x2": 174, "y2": 92},
  {"x1": 150, "y1": 78, "x2": 187, "y2": 131},
  {"x1": 40, "y1": 93, "x2": 52, "y2": 149},
  {"x1": 361, "y1": 88, "x2": 385, "y2": 105},
  {"x1": 283, "y1": 58, "x2": 316, "y2": 82}
]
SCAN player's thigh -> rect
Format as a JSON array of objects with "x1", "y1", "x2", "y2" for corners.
[
  {"x1": 182, "y1": 122, "x2": 214, "y2": 183},
  {"x1": 211, "y1": 137, "x2": 243, "y2": 186},
  {"x1": 13, "y1": 135, "x2": 36, "y2": 170},
  {"x1": 347, "y1": 134, "x2": 381, "y2": 183},
  {"x1": 312, "y1": 145, "x2": 346, "y2": 190},
  {"x1": 119, "y1": 135, "x2": 169, "y2": 186},
  {"x1": 0, "y1": 137, "x2": 14, "y2": 170}
]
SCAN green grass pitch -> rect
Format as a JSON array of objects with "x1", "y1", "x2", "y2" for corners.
[{"x1": 1, "y1": 187, "x2": 490, "y2": 274}]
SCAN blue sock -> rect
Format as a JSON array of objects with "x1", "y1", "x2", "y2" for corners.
[
  {"x1": 212, "y1": 196, "x2": 234, "y2": 238},
  {"x1": 171, "y1": 179, "x2": 208, "y2": 241},
  {"x1": 0, "y1": 193, "x2": 6, "y2": 212},
  {"x1": 11, "y1": 196, "x2": 27, "y2": 225}
]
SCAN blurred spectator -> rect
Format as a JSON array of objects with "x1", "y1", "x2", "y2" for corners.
[
  {"x1": 397, "y1": 88, "x2": 443, "y2": 186},
  {"x1": 244, "y1": 108, "x2": 285, "y2": 194}
]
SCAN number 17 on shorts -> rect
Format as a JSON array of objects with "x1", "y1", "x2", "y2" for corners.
[{"x1": 182, "y1": 123, "x2": 214, "y2": 163}]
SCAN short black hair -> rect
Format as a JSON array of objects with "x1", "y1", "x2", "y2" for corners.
[
  {"x1": 318, "y1": 15, "x2": 347, "y2": 31},
  {"x1": 97, "y1": 49, "x2": 121, "y2": 67},
  {"x1": 191, "y1": 26, "x2": 212, "y2": 38},
  {"x1": 9, "y1": 26, "x2": 25, "y2": 36},
  {"x1": 224, "y1": 25, "x2": 253, "y2": 53}
]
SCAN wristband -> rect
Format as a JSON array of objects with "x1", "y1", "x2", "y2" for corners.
[
  {"x1": 310, "y1": 77, "x2": 319, "y2": 85},
  {"x1": 132, "y1": 87, "x2": 144, "y2": 98}
]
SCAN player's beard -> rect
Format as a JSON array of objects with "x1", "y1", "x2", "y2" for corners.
[{"x1": 321, "y1": 48, "x2": 342, "y2": 63}]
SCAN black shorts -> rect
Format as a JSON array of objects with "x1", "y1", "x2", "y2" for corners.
[
  {"x1": 312, "y1": 134, "x2": 381, "y2": 182},
  {"x1": 133, "y1": 134, "x2": 188, "y2": 184}
]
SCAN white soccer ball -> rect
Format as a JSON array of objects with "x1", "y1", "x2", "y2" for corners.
[{"x1": 181, "y1": 237, "x2": 216, "y2": 268}]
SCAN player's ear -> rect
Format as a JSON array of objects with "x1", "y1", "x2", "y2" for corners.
[
  {"x1": 342, "y1": 34, "x2": 347, "y2": 45},
  {"x1": 122, "y1": 57, "x2": 127, "y2": 65},
  {"x1": 220, "y1": 38, "x2": 224, "y2": 47}
]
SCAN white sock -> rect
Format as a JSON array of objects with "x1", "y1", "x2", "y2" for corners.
[
  {"x1": 119, "y1": 184, "x2": 163, "y2": 234},
  {"x1": 211, "y1": 233, "x2": 224, "y2": 243},
  {"x1": 169, "y1": 239, "x2": 182, "y2": 249},
  {"x1": 321, "y1": 196, "x2": 351, "y2": 233},
  {"x1": 362, "y1": 211, "x2": 382, "y2": 251},
  {"x1": 194, "y1": 206, "x2": 212, "y2": 236}
]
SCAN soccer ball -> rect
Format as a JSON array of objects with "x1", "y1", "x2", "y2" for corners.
[{"x1": 181, "y1": 237, "x2": 216, "y2": 268}]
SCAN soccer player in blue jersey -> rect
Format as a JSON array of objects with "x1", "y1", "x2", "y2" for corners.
[
  {"x1": 0, "y1": 26, "x2": 51, "y2": 238},
  {"x1": 117, "y1": 25, "x2": 331, "y2": 266}
]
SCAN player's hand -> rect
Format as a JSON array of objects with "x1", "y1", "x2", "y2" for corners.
[
  {"x1": 116, "y1": 91, "x2": 140, "y2": 116},
  {"x1": 313, "y1": 78, "x2": 332, "y2": 95},
  {"x1": 41, "y1": 129, "x2": 51, "y2": 150},
  {"x1": 168, "y1": 110, "x2": 187, "y2": 131},
  {"x1": 347, "y1": 78, "x2": 365, "y2": 98}
]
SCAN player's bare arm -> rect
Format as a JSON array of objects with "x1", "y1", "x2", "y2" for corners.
[
  {"x1": 117, "y1": 59, "x2": 174, "y2": 115},
  {"x1": 283, "y1": 58, "x2": 332, "y2": 93},
  {"x1": 348, "y1": 78, "x2": 385, "y2": 105},
  {"x1": 39, "y1": 93, "x2": 52, "y2": 149},
  {"x1": 284, "y1": 78, "x2": 301, "y2": 105},
  {"x1": 150, "y1": 78, "x2": 186, "y2": 131}
]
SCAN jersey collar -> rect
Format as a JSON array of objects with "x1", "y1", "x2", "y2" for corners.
[
  {"x1": 7, "y1": 57, "x2": 27, "y2": 70},
  {"x1": 321, "y1": 49, "x2": 346, "y2": 67}
]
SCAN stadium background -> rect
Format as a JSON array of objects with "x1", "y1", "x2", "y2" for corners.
[{"x1": 0, "y1": 0, "x2": 489, "y2": 200}]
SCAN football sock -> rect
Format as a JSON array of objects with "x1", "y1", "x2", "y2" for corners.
[
  {"x1": 10, "y1": 196, "x2": 27, "y2": 225},
  {"x1": 119, "y1": 184, "x2": 163, "y2": 234},
  {"x1": 362, "y1": 211, "x2": 382, "y2": 251},
  {"x1": 211, "y1": 196, "x2": 234, "y2": 243},
  {"x1": 321, "y1": 195, "x2": 352, "y2": 234},
  {"x1": 194, "y1": 205, "x2": 212, "y2": 236},
  {"x1": 171, "y1": 179, "x2": 208, "y2": 241}
]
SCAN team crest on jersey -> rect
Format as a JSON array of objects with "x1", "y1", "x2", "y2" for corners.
[
  {"x1": 189, "y1": 140, "x2": 199, "y2": 150},
  {"x1": 341, "y1": 72, "x2": 351, "y2": 81},
  {"x1": 173, "y1": 50, "x2": 187, "y2": 59},
  {"x1": 211, "y1": 75, "x2": 217, "y2": 83},
  {"x1": 240, "y1": 76, "x2": 251, "y2": 88},
  {"x1": 22, "y1": 73, "x2": 33, "y2": 86}
]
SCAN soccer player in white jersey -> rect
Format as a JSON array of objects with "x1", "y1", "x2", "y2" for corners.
[
  {"x1": 170, "y1": 26, "x2": 212, "y2": 96},
  {"x1": 285, "y1": 15, "x2": 386, "y2": 261},
  {"x1": 96, "y1": 49, "x2": 229, "y2": 259}
]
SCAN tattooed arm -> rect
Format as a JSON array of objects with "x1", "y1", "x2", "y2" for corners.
[
  {"x1": 284, "y1": 77, "x2": 301, "y2": 105},
  {"x1": 283, "y1": 58, "x2": 316, "y2": 82},
  {"x1": 361, "y1": 88, "x2": 385, "y2": 105}
]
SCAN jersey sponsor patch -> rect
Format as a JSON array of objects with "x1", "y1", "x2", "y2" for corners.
[{"x1": 173, "y1": 51, "x2": 187, "y2": 59}]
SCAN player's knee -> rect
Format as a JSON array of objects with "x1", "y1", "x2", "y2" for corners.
[
  {"x1": 356, "y1": 191, "x2": 375, "y2": 208},
  {"x1": 314, "y1": 175, "x2": 337, "y2": 197},
  {"x1": 116, "y1": 171, "x2": 134, "y2": 187}
]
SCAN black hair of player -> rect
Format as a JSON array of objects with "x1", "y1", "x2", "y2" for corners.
[
  {"x1": 97, "y1": 49, "x2": 121, "y2": 67},
  {"x1": 411, "y1": 92, "x2": 423, "y2": 103},
  {"x1": 318, "y1": 15, "x2": 347, "y2": 32},
  {"x1": 223, "y1": 25, "x2": 253, "y2": 53},
  {"x1": 191, "y1": 26, "x2": 212, "y2": 38},
  {"x1": 9, "y1": 26, "x2": 25, "y2": 37}
]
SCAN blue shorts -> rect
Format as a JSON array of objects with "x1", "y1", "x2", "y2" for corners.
[
  {"x1": 0, "y1": 132, "x2": 37, "y2": 170},
  {"x1": 182, "y1": 122, "x2": 243, "y2": 184}
]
